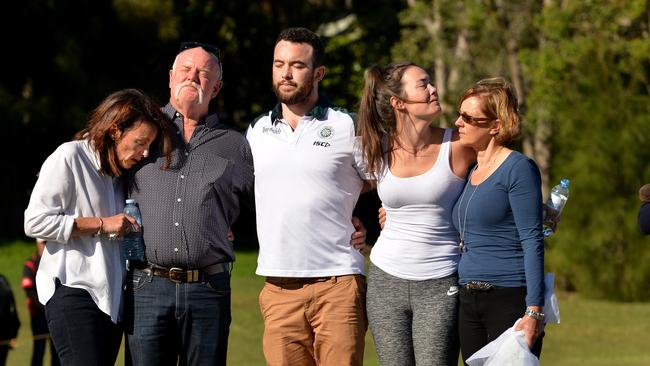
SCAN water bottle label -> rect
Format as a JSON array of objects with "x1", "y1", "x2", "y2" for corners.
[{"x1": 550, "y1": 193, "x2": 566, "y2": 210}]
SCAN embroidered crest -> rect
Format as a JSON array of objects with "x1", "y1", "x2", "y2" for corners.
[{"x1": 318, "y1": 126, "x2": 334, "y2": 139}]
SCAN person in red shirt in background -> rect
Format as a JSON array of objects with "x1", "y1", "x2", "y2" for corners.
[{"x1": 22, "y1": 239, "x2": 60, "y2": 366}]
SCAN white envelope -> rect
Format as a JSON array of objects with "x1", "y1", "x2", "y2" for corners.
[{"x1": 544, "y1": 272, "x2": 560, "y2": 324}]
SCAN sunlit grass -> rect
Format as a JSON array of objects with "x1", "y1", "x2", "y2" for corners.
[{"x1": 2, "y1": 240, "x2": 649, "y2": 365}]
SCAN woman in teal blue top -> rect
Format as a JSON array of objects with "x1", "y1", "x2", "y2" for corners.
[{"x1": 451, "y1": 78, "x2": 545, "y2": 364}]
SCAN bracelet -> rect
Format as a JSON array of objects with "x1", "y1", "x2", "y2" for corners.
[
  {"x1": 524, "y1": 308, "x2": 545, "y2": 321},
  {"x1": 95, "y1": 217, "x2": 103, "y2": 237}
]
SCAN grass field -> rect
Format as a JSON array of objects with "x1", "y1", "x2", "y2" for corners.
[{"x1": 2, "y1": 239, "x2": 649, "y2": 365}]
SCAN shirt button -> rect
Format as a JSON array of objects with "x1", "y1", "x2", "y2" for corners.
[
  {"x1": 174, "y1": 248, "x2": 179, "y2": 252},
  {"x1": 180, "y1": 174, "x2": 185, "y2": 179},
  {"x1": 174, "y1": 222, "x2": 179, "y2": 226},
  {"x1": 177, "y1": 198, "x2": 182, "y2": 202},
  {"x1": 184, "y1": 151, "x2": 189, "y2": 156}
]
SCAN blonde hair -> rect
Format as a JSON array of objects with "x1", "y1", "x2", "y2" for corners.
[{"x1": 459, "y1": 77, "x2": 520, "y2": 144}]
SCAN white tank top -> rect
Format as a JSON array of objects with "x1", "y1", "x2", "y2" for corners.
[{"x1": 370, "y1": 128, "x2": 465, "y2": 280}]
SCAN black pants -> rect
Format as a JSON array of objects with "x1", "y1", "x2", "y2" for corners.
[
  {"x1": 0, "y1": 345, "x2": 8, "y2": 366},
  {"x1": 45, "y1": 284, "x2": 122, "y2": 366},
  {"x1": 458, "y1": 286, "x2": 543, "y2": 365},
  {"x1": 30, "y1": 315, "x2": 60, "y2": 366}
]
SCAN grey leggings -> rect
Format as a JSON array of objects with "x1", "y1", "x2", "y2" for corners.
[{"x1": 367, "y1": 263, "x2": 459, "y2": 366}]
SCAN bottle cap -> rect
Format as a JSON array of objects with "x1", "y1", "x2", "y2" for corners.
[
  {"x1": 125, "y1": 198, "x2": 136, "y2": 204},
  {"x1": 560, "y1": 178, "x2": 570, "y2": 188}
]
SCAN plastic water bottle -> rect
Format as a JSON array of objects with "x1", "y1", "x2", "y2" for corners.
[
  {"x1": 543, "y1": 178, "x2": 570, "y2": 237},
  {"x1": 122, "y1": 199, "x2": 145, "y2": 263}
]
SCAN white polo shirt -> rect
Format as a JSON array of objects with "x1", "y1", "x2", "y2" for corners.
[{"x1": 247, "y1": 98, "x2": 367, "y2": 277}]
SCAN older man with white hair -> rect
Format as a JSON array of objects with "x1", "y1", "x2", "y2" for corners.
[{"x1": 124, "y1": 42, "x2": 254, "y2": 366}]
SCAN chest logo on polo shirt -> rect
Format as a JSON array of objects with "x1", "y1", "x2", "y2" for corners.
[
  {"x1": 317, "y1": 126, "x2": 334, "y2": 139},
  {"x1": 263, "y1": 126, "x2": 282, "y2": 134},
  {"x1": 313, "y1": 141, "x2": 331, "y2": 147},
  {"x1": 313, "y1": 125, "x2": 334, "y2": 147}
]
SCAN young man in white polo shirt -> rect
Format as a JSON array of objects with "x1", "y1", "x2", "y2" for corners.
[{"x1": 246, "y1": 27, "x2": 369, "y2": 366}]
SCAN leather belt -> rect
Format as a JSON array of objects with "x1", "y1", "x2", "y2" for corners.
[
  {"x1": 151, "y1": 266, "x2": 205, "y2": 283},
  {"x1": 267, "y1": 276, "x2": 337, "y2": 284},
  {"x1": 462, "y1": 281, "x2": 496, "y2": 291},
  {"x1": 137, "y1": 262, "x2": 229, "y2": 283},
  {"x1": 266, "y1": 275, "x2": 359, "y2": 287}
]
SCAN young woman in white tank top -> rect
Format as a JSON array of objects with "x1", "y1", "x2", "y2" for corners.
[{"x1": 357, "y1": 63, "x2": 475, "y2": 366}]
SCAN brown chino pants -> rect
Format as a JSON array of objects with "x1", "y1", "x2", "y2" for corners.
[{"x1": 259, "y1": 274, "x2": 367, "y2": 366}]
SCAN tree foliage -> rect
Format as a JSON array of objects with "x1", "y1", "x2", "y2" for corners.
[
  {"x1": 395, "y1": 0, "x2": 650, "y2": 300},
  {"x1": 1, "y1": 0, "x2": 404, "y2": 243},
  {"x1": 4, "y1": 0, "x2": 649, "y2": 300},
  {"x1": 523, "y1": 0, "x2": 650, "y2": 301}
]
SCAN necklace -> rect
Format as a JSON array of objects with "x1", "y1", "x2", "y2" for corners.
[
  {"x1": 473, "y1": 146, "x2": 503, "y2": 179},
  {"x1": 457, "y1": 165, "x2": 479, "y2": 253},
  {"x1": 457, "y1": 147, "x2": 506, "y2": 252}
]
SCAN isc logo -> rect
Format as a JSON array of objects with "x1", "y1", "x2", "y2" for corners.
[{"x1": 313, "y1": 141, "x2": 331, "y2": 147}]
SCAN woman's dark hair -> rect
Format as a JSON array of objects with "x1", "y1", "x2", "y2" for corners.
[
  {"x1": 74, "y1": 88, "x2": 172, "y2": 177},
  {"x1": 357, "y1": 62, "x2": 416, "y2": 177}
]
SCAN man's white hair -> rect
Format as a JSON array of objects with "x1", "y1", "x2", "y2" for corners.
[{"x1": 172, "y1": 50, "x2": 222, "y2": 81}]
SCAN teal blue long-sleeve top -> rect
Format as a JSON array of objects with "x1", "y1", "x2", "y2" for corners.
[{"x1": 452, "y1": 151, "x2": 545, "y2": 306}]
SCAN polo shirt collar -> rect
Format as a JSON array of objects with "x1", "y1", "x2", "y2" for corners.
[{"x1": 270, "y1": 93, "x2": 331, "y2": 125}]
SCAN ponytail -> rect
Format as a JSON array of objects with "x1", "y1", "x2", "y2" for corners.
[{"x1": 356, "y1": 62, "x2": 416, "y2": 177}]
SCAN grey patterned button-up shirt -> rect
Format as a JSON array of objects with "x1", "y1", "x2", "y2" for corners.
[{"x1": 128, "y1": 104, "x2": 254, "y2": 271}]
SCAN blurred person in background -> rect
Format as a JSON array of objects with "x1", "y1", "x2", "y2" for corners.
[
  {"x1": 22, "y1": 239, "x2": 60, "y2": 366},
  {"x1": 638, "y1": 183, "x2": 650, "y2": 235},
  {"x1": 0, "y1": 273, "x2": 20, "y2": 366}
]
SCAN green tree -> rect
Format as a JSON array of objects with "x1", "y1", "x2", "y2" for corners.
[
  {"x1": 2, "y1": 0, "x2": 404, "y2": 243},
  {"x1": 522, "y1": 0, "x2": 650, "y2": 300},
  {"x1": 394, "y1": 0, "x2": 650, "y2": 300}
]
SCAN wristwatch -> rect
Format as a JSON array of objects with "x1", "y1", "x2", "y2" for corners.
[{"x1": 525, "y1": 308, "x2": 545, "y2": 320}]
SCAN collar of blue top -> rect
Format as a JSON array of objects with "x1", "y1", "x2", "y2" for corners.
[{"x1": 270, "y1": 93, "x2": 331, "y2": 124}]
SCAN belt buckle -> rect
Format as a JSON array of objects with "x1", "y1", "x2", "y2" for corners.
[
  {"x1": 168, "y1": 267, "x2": 184, "y2": 283},
  {"x1": 468, "y1": 281, "x2": 494, "y2": 291}
]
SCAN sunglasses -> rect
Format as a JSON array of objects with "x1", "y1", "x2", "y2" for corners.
[
  {"x1": 180, "y1": 42, "x2": 221, "y2": 60},
  {"x1": 179, "y1": 42, "x2": 223, "y2": 76},
  {"x1": 457, "y1": 112, "x2": 494, "y2": 125}
]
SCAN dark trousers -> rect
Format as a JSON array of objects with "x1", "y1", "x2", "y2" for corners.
[
  {"x1": 45, "y1": 285, "x2": 122, "y2": 366},
  {"x1": 458, "y1": 286, "x2": 543, "y2": 365},
  {"x1": 124, "y1": 268, "x2": 231, "y2": 366},
  {"x1": 0, "y1": 345, "x2": 8, "y2": 366},
  {"x1": 30, "y1": 316, "x2": 60, "y2": 366}
]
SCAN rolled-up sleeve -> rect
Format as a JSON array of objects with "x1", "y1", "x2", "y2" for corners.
[{"x1": 24, "y1": 145, "x2": 76, "y2": 243}]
